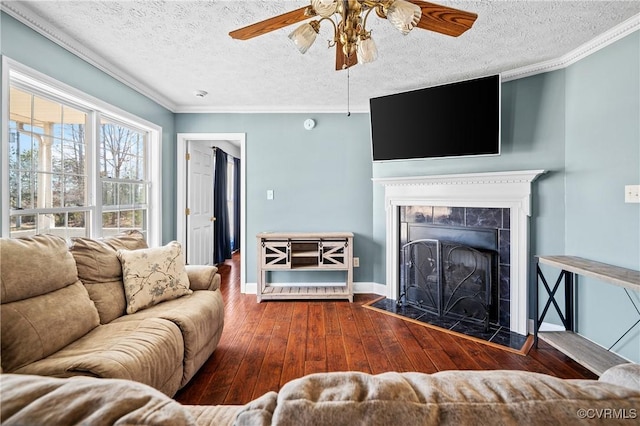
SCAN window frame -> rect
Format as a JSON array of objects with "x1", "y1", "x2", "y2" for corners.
[{"x1": 2, "y1": 57, "x2": 162, "y2": 245}]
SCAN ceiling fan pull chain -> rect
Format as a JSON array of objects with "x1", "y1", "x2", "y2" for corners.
[{"x1": 347, "y1": 66, "x2": 351, "y2": 117}]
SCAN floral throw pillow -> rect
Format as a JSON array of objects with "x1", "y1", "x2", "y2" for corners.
[{"x1": 117, "y1": 241, "x2": 192, "y2": 314}]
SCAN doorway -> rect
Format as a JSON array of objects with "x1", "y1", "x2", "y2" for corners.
[{"x1": 177, "y1": 133, "x2": 246, "y2": 293}]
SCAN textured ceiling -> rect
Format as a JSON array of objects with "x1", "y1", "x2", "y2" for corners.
[{"x1": 3, "y1": 1, "x2": 639, "y2": 112}]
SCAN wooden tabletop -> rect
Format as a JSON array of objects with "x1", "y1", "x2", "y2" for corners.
[
  {"x1": 257, "y1": 232, "x2": 353, "y2": 239},
  {"x1": 536, "y1": 255, "x2": 640, "y2": 291}
]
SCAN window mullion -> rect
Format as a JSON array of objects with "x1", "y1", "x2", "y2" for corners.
[{"x1": 90, "y1": 111, "x2": 101, "y2": 238}]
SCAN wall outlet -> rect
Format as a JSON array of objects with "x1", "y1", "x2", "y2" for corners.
[
  {"x1": 625, "y1": 185, "x2": 640, "y2": 203},
  {"x1": 353, "y1": 257, "x2": 360, "y2": 267}
]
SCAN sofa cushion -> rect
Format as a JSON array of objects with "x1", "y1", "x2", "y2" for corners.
[
  {"x1": 117, "y1": 241, "x2": 192, "y2": 314},
  {"x1": 234, "y1": 391, "x2": 277, "y2": 426},
  {"x1": 185, "y1": 264, "x2": 220, "y2": 291},
  {"x1": 598, "y1": 363, "x2": 640, "y2": 391},
  {"x1": 71, "y1": 230, "x2": 149, "y2": 324},
  {"x1": 1, "y1": 282, "x2": 100, "y2": 373},
  {"x1": 0, "y1": 374, "x2": 195, "y2": 426},
  {"x1": 260, "y1": 370, "x2": 640, "y2": 425},
  {"x1": 0, "y1": 234, "x2": 78, "y2": 303},
  {"x1": 103, "y1": 229, "x2": 148, "y2": 251},
  {"x1": 111, "y1": 290, "x2": 225, "y2": 386},
  {"x1": 14, "y1": 318, "x2": 184, "y2": 396}
]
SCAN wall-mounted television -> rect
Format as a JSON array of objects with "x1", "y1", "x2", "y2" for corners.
[{"x1": 370, "y1": 75, "x2": 500, "y2": 162}]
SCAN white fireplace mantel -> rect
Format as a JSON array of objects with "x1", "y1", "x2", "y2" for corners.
[{"x1": 373, "y1": 170, "x2": 546, "y2": 335}]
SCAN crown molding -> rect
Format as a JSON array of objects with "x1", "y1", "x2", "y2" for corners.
[
  {"x1": 1, "y1": 1, "x2": 177, "y2": 112},
  {"x1": 173, "y1": 104, "x2": 369, "y2": 114},
  {"x1": 502, "y1": 13, "x2": 640, "y2": 82}
]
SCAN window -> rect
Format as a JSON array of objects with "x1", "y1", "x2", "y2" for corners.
[
  {"x1": 100, "y1": 118, "x2": 149, "y2": 237},
  {"x1": 8, "y1": 86, "x2": 90, "y2": 240},
  {"x1": 3, "y1": 60, "x2": 161, "y2": 244}
]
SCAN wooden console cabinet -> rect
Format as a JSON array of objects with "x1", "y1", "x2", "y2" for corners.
[{"x1": 256, "y1": 232, "x2": 354, "y2": 302}]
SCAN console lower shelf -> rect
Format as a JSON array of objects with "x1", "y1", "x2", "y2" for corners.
[
  {"x1": 260, "y1": 285, "x2": 352, "y2": 300},
  {"x1": 537, "y1": 331, "x2": 628, "y2": 376}
]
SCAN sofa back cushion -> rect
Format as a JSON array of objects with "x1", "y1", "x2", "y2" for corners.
[
  {"x1": 0, "y1": 374, "x2": 195, "y2": 425},
  {"x1": 0, "y1": 234, "x2": 78, "y2": 303},
  {"x1": 70, "y1": 230, "x2": 148, "y2": 324},
  {"x1": 252, "y1": 370, "x2": 640, "y2": 426},
  {"x1": 0, "y1": 235, "x2": 100, "y2": 372}
]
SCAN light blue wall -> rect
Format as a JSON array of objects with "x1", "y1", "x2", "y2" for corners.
[
  {"x1": 0, "y1": 12, "x2": 176, "y2": 242},
  {"x1": 565, "y1": 32, "x2": 640, "y2": 362},
  {"x1": 175, "y1": 113, "x2": 374, "y2": 283}
]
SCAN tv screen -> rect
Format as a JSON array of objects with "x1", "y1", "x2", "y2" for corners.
[{"x1": 370, "y1": 75, "x2": 500, "y2": 161}]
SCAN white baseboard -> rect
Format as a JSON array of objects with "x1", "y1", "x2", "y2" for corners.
[
  {"x1": 539, "y1": 322, "x2": 567, "y2": 332},
  {"x1": 354, "y1": 282, "x2": 387, "y2": 296},
  {"x1": 527, "y1": 319, "x2": 566, "y2": 334}
]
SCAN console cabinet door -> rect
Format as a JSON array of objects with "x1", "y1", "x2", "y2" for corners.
[
  {"x1": 321, "y1": 240, "x2": 349, "y2": 269},
  {"x1": 262, "y1": 240, "x2": 290, "y2": 269}
]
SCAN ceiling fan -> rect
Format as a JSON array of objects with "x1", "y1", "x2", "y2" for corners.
[{"x1": 229, "y1": 0, "x2": 478, "y2": 70}]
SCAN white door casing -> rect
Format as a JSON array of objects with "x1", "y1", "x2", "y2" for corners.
[{"x1": 177, "y1": 133, "x2": 247, "y2": 293}]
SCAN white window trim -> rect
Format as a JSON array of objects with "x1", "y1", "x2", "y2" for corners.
[{"x1": 2, "y1": 56, "x2": 162, "y2": 246}]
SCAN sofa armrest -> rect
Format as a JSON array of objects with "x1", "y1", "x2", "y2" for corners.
[
  {"x1": 185, "y1": 265, "x2": 220, "y2": 291},
  {"x1": 599, "y1": 363, "x2": 640, "y2": 391}
]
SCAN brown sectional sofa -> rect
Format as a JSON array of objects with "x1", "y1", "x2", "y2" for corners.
[
  {"x1": 1, "y1": 363, "x2": 639, "y2": 425},
  {"x1": 0, "y1": 231, "x2": 224, "y2": 396}
]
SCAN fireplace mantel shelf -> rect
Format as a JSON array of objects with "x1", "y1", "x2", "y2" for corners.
[{"x1": 372, "y1": 170, "x2": 546, "y2": 187}]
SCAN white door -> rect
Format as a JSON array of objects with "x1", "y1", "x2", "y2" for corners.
[{"x1": 186, "y1": 142, "x2": 215, "y2": 265}]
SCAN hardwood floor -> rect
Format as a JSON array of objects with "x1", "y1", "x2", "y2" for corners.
[{"x1": 175, "y1": 252, "x2": 597, "y2": 406}]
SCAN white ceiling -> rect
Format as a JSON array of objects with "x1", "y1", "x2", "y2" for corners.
[{"x1": 3, "y1": 1, "x2": 639, "y2": 113}]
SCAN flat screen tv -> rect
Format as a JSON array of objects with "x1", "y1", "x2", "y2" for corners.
[{"x1": 370, "y1": 75, "x2": 500, "y2": 161}]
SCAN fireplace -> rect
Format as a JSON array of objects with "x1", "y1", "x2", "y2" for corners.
[
  {"x1": 400, "y1": 223, "x2": 500, "y2": 330},
  {"x1": 373, "y1": 170, "x2": 545, "y2": 335}
]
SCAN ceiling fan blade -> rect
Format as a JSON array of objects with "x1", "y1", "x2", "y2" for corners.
[
  {"x1": 408, "y1": 1, "x2": 478, "y2": 37},
  {"x1": 335, "y1": 39, "x2": 358, "y2": 71},
  {"x1": 229, "y1": 6, "x2": 310, "y2": 40}
]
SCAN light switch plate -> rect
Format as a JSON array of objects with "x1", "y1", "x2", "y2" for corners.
[
  {"x1": 625, "y1": 185, "x2": 640, "y2": 203},
  {"x1": 267, "y1": 189, "x2": 274, "y2": 200}
]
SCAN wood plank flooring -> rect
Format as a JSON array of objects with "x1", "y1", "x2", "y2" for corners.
[{"x1": 175, "y1": 252, "x2": 597, "y2": 406}]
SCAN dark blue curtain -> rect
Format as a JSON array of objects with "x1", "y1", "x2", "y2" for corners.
[
  {"x1": 213, "y1": 149, "x2": 231, "y2": 264},
  {"x1": 232, "y1": 157, "x2": 241, "y2": 252}
]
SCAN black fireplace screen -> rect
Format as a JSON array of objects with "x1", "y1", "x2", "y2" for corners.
[{"x1": 400, "y1": 239, "x2": 498, "y2": 330}]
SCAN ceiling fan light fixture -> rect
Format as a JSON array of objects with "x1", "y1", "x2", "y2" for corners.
[
  {"x1": 386, "y1": 0, "x2": 422, "y2": 35},
  {"x1": 289, "y1": 21, "x2": 320, "y2": 54},
  {"x1": 357, "y1": 34, "x2": 378, "y2": 64},
  {"x1": 310, "y1": 0, "x2": 337, "y2": 18},
  {"x1": 229, "y1": 1, "x2": 477, "y2": 71}
]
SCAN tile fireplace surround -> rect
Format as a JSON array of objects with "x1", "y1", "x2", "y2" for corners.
[{"x1": 373, "y1": 170, "x2": 545, "y2": 335}]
